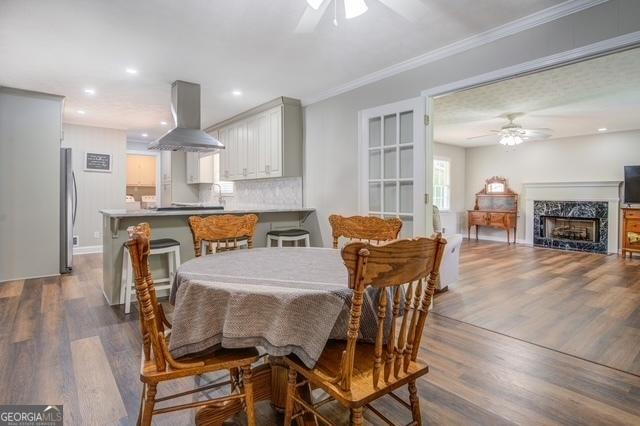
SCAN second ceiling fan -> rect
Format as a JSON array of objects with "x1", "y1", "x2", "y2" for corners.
[{"x1": 467, "y1": 113, "x2": 553, "y2": 146}]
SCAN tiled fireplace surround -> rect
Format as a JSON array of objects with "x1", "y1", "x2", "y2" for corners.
[{"x1": 523, "y1": 181, "x2": 621, "y2": 254}]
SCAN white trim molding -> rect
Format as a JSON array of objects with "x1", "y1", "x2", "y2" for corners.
[
  {"x1": 422, "y1": 31, "x2": 640, "y2": 97},
  {"x1": 522, "y1": 181, "x2": 622, "y2": 254},
  {"x1": 74, "y1": 245, "x2": 103, "y2": 255},
  {"x1": 302, "y1": 0, "x2": 608, "y2": 105}
]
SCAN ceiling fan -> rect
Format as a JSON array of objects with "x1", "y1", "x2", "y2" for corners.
[
  {"x1": 466, "y1": 113, "x2": 553, "y2": 146},
  {"x1": 296, "y1": 0, "x2": 428, "y2": 33}
]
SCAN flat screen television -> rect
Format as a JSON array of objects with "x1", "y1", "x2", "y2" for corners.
[{"x1": 624, "y1": 165, "x2": 640, "y2": 204}]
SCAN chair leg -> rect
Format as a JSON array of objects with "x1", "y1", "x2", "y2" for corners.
[
  {"x1": 350, "y1": 407, "x2": 364, "y2": 425},
  {"x1": 408, "y1": 380, "x2": 422, "y2": 426},
  {"x1": 283, "y1": 368, "x2": 297, "y2": 426},
  {"x1": 242, "y1": 365, "x2": 256, "y2": 426},
  {"x1": 278, "y1": 237, "x2": 283, "y2": 248},
  {"x1": 168, "y1": 250, "x2": 175, "y2": 283},
  {"x1": 304, "y1": 235, "x2": 310, "y2": 247},
  {"x1": 136, "y1": 383, "x2": 145, "y2": 426},
  {"x1": 140, "y1": 383, "x2": 156, "y2": 426}
]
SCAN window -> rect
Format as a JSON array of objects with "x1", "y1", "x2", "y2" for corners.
[{"x1": 433, "y1": 158, "x2": 450, "y2": 211}]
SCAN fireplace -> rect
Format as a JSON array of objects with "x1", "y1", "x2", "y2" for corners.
[
  {"x1": 541, "y1": 216, "x2": 599, "y2": 243},
  {"x1": 533, "y1": 200, "x2": 608, "y2": 253}
]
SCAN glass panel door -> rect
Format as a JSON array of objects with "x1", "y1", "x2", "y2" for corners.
[{"x1": 361, "y1": 97, "x2": 426, "y2": 238}]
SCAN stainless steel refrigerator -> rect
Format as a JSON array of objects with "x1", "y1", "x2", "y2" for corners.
[{"x1": 60, "y1": 147, "x2": 77, "y2": 273}]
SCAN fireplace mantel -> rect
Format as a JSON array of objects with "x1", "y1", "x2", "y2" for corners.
[{"x1": 522, "y1": 181, "x2": 622, "y2": 254}]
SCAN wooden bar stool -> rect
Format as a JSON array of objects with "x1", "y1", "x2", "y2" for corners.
[
  {"x1": 266, "y1": 229, "x2": 310, "y2": 247},
  {"x1": 120, "y1": 224, "x2": 181, "y2": 314}
]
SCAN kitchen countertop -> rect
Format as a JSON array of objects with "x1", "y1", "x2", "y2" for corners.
[{"x1": 99, "y1": 207, "x2": 315, "y2": 218}]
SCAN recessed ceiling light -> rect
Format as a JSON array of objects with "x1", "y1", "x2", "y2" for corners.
[
  {"x1": 141, "y1": 133, "x2": 148, "y2": 138},
  {"x1": 77, "y1": 110, "x2": 86, "y2": 115},
  {"x1": 160, "y1": 121, "x2": 168, "y2": 126},
  {"x1": 232, "y1": 90, "x2": 242, "y2": 96},
  {"x1": 125, "y1": 67, "x2": 138, "y2": 75},
  {"x1": 84, "y1": 88, "x2": 95, "y2": 95},
  {"x1": 597, "y1": 127, "x2": 608, "y2": 132}
]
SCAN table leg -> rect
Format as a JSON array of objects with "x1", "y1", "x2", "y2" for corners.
[
  {"x1": 195, "y1": 357, "x2": 318, "y2": 425},
  {"x1": 195, "y1": 362, "x2": 271, "y2": 426}
]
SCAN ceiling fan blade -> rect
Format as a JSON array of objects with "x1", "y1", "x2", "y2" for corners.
[
  {"x1": 295, "y1": 0, "x2": 330, "y2": 33},
  {"x1": 467, "y1": 134, "x2": 496, "y2": 140},
  {"x1": 526, "y1": 127, "x2": 553, "y2": 132},
  {"x1": 378, "y1": 0, "x2": 428, "y2": 22}
]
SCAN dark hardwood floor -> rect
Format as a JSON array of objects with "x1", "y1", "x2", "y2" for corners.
[
  {"x1": 0, "y1": 249, "x2": 639, "y2": 425},
  {"x1": 434, "y1": 240, "x2": 640, "y2": 376}
]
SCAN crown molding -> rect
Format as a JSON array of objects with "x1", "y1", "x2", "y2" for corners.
[
  {"x1": 301, "y1": 0, "x2": 608, "y2": 106},
  {"x1": 422, "y1": 30, "x2": 640, "y2": 97}
]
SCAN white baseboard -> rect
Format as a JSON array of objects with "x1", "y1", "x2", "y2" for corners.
[
  {"x1": 74, "y1": 245, "x2": 103, "y2": 255},
  {"x1": 465, "y1": 235, "x2": 530, "y2": 245}
]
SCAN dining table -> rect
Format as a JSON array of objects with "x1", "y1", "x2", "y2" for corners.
[{"x1": 169, "y1": 246, "x2": 389, "y2": 425}]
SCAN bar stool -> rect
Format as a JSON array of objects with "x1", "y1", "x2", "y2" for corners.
[
  {"x1": 120, "y1": 238, "x2": 181, "y2": 314},
  {"x1": 266, "y1": 229, "x2": 310, "y2": 247}
]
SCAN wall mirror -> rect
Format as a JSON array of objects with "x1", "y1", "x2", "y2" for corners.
[{"x1": 485, "y1": 177, "x2": 507, "y2": 194}]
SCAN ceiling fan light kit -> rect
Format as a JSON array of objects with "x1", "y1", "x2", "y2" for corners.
[
  {"x1": 344, "y1": 0, "x2": 368, "y2": 19},
  {"x1": 499, "y1": 134, "x2": 524, "y2": 146},
  {"x1": 306, "y1": 0, "x2": 325, "y2": 9}
]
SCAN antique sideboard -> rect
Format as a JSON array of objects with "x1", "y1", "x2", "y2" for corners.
[
  {"x1": 621, "y1": 207, "x2": 640, "y2": 258},
  {"x1": 467, "y1": 176, "x2": 518, "y2": 244}
]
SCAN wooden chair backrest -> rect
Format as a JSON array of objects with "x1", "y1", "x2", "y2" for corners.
[
  {"x1": 126, "y1": 224, "x2": 205, "y2": 372},
  {"x1": 338, "y1": 235, "x2": 447, "y2": 391},
  {"x1": 328, "y1": 214, "x2": 403, "y2": 249},
  {"x1": 126, "y1": 224, "x2": 168, "y2": 371},
  {"x1": 188, "y1": 214, "x2": 259, "y2": 256}
]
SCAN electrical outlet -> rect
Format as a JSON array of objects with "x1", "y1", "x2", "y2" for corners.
[
  {"x1": 94, "y1": 231, "x2": 101, "y2": 239},
  {"x1": 73, "y1": 235, "x2": 79, "y2": 247}
]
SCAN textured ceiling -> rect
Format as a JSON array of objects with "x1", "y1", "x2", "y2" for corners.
[
  {"x1": 0, "y1": 0, "x2": 561, "y2": 141},
  {"x1": 434, "y1": 47, "x2": 640, "y2": 147}
]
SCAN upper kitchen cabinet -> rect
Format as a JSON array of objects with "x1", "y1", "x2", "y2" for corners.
[
  {"x1": 186, "y1": 152, "x2": 214, "y2": 184},
  {"x1": 209, "y1": 97, "x2": 302, "y2": 181},
  {"x1": 127, "y1": 154, "x2": 156, "y2": 187}
]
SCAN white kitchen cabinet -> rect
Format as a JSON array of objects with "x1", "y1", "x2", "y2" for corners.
[
  {"x1": 186, "y1": 152, "x2": 214, "y2": 184},
  {"x1": 127, "y1": 154, "x2": 156, "y2": 187},
  {"x1": 212, "y1": 97, "x2": 301, "y2": 181}
]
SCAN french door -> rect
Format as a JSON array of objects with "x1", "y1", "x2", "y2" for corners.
[{"x1": 359, "y1": 97, "x2": 430, "y2": 238}]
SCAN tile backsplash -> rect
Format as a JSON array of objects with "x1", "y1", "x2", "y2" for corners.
[{"x1": 199, "y1": 177, "x2": 302, "y2": 209}]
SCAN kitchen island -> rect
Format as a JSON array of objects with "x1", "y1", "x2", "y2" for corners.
[{"x1": 100, "y1": 207, "x2": 316, "y2": 305}]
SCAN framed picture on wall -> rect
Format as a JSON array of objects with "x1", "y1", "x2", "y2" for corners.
[{"x1": 84, "y1": 152, "x2": 112, "y2": 173}]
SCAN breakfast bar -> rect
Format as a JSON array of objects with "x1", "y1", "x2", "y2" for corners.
[{"x1": 99, "y1": 207, "x2": 316, "y2": 304}]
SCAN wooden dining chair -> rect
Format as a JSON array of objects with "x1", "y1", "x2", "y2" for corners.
[
  {"x1": 126, "y1": 224, "x2": 259, "y2": 426},
  {"x1": 188, "y1": 214, "x2": 259, "y2": 257},
  {"x1": 329, "y1": 214, "x2": 403, "y2": 248},
  {"x1": 283, "y1": 235, "x2": 447, "y2": 426}
]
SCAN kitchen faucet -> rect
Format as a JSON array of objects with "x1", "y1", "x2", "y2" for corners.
[{"x1": 213, "y1": 183, "x2": 225, "y2": 206}]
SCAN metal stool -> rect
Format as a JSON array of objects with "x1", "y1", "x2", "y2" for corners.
[
  {"x1": 120, "y1": 238, "x2": 181, "y2": 314},
  {"x1": 266, "y1": 229, "x2": 310, "y2": 247}
]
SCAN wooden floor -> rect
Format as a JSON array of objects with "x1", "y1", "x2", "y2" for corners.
[
  {"x1": 0, "y1": 250, "x2": 639, "y2": 425},
  {"x1": 434, "y1": 240, "x2": 640, "y2": 376}
]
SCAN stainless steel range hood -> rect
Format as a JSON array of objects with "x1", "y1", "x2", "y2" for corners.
[{"x1": 149, "y1": 80, "x2": 224, "y2": 152}]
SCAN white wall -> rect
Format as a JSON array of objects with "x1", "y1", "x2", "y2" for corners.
[
  {"x1": 62, "y1": 124, "x2": 127, "y2": 252},
  {"x1": 465, "y1": 130, "x2": 640, "y2": 240},
  {"x1": 302, "y1": 0, "x2": 640, "y2": 247},
  {"x1": 0, "y1": 88, "x2": 63, "y2": 281},
  {"x1": 434, "y1": 142, "x2": 466, "y2": 233}
]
